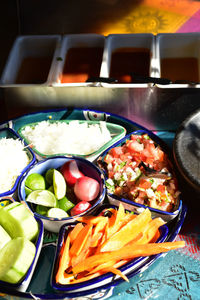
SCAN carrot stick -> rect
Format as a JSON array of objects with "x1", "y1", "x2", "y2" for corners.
[
  {"x1": 99, "y1": 208, "x2": 152, "y2": 252},
  {"x1": 72, "y1": 241, "x2": 185, "y2": 274},
  {"x1": 134, "y1": 217, "x2": 165, "y2": 244},
  {"x1": 70, "y1": 223, "x2": 93, "y2": 257},
  {"x1": 102, "y1": 266, "x2": 129, "y2": 282},
  {"x1": 56, "y1": 235, "x2": 70, "y2": 284},
  {"x1": 68, "y1": 222, "x2": 84, "y2": 244}
]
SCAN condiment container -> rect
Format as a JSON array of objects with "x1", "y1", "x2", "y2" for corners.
[
  {"x1": 51, "y1": 34, "x2": 105, "y2": 86},
  {"x1": 156, "y1": 33, "x2": 200, "y2": 88},
  {"x1": 99, "y1": 33, "x2": 155, "y2": 87},
  {"x1": 0, "y1": 35, "x2": 61, "y2": 86}
]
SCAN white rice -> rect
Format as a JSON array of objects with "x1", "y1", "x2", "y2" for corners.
[
  {"x1": 21, "y1": 120, "x2": 112, "y2": 156},
  {"x1": 0, "y1": 138, "x2": 30, "y2": 193}
]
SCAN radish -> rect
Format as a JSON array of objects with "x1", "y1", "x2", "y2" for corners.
[
  {"x1": 74, "y1": 176, "x2": 100, "y2": 202},
  {"x1": 60, "y1": 160, "x2": 84, "y2": 186},
  {"x1": 70, "y1": 201, "x2": 91, "y2": 216}
]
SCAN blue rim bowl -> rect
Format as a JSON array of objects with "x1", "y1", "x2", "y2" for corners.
[{"x1": 18, "y1": 156, "x2": 106, "y2": 233}]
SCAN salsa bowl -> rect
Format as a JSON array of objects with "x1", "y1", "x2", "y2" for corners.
[{"x1": 97, "y1": 130, "x2": 182, "y2": 222}]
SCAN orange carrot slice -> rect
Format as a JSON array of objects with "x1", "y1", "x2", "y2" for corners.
[
  {"x1": 99, "y1": 208, "x2": 152, "y2": 252},
  {"x1": 68, "y1": 222, "x2": 84, "y2": 244},
  {"x1": 70, "y1": 223, "x2": 93, "y2": 257},
  {"x1": 135, "y1": 217, "x2": 165, "y2": 244},
  {"x1": 56, "y1": 235, "x2": 71, "y2": 284},
  {"x1": 72, "y1": 241, "x2": 185, "y2": 274},
  {"x1": 103, "y1": 266, "x2": 129, "y2": 282}
]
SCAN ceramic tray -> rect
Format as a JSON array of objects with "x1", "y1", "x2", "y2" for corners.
[{"x1": 0, "y1": 108, "x2": 187, "y2": 299}]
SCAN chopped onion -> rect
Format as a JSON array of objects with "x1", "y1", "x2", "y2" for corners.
[
  {"x1": 21, "y1": 121, "x2": 112, "y2": 155},
  {"x1": 0, "y1": 138, "x2": 30, "y2": 193}
]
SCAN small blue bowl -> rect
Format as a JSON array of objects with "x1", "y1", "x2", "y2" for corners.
[
  {"x1": 97, "y1": 129, "x2": 182, "y2": 222},
  {"x1": 0, "y1": 128, "x2": 36, "y2": 198},
  {"x1": 51, "y1": 204, "x2": 169, "y2": 293},
  {"x1": 18, "y1": 156, "x2": 106, "y2": 233}
]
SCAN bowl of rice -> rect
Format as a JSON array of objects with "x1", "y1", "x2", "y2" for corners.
[
  {"x1": 18, "y1": 156, "x2": 106, "y2": 233},
  {"x1": 17, "y1": 120, "x2": 126, "y2": 161},
  {"x1": 0, "y1": 128, "x2": 36, "y2": 198}
]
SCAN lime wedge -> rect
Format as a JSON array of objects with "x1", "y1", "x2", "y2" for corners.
[
  {"x1": 35, "y1": 205, "x2": 49, "y2": 216},
  {"x1": 45, "y1": 168, "x2": 54, "y2": 186},
  {"x1": 26, "y1": 190, "x2": 57, "y2": 207},
  {"x1": 59, "y1": 196, "x2": 74, "y2": 212},
  {"x1": 53, "y1": 169, "x2": 66, "y2": 200},
  {"x1": 25, "y1": 186, "x2": 32, "y2": 196},
  {"x1": 25, "y1": 173, "x2": 46, "y2": 191},
  {"x1": 48, "y1": 185, "x2": 54, "y2": 193},
  {"x1": 47, "y1": 208, "x2": 69, "y2": 218}
]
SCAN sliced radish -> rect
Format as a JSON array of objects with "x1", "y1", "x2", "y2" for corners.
[
  {"x1": 74, "y1": 176, "x2": 100, "y2": 202},
  {"x1": 60, "y1": 160, "x2": 84, "y2": 186},
  {"x1": 70, "y1": 201, "x2": 91, "y2": 216}
]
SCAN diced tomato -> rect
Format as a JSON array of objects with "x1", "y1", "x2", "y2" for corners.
[
  {"x1": 107, "y1": 171, "x2": 113, "y2": 179},
  {"x1": 139, "y1": 179, "x2": 152, "y2": 189},
  {"x1": 127, "y1": 140, "x2": 144, "y2": 153},
  {"x1": 110, "y1": 147, "x2": 124, "y2": 158},
  {"x1": 157, "y1": 184, "x2": 166, "y2": 194},
  {"x1": 130, "y1": 134, "x2": 142, "y2": 142},
  {"x1": 104, "y1": 154, "x2": 113, "y2": 164}
]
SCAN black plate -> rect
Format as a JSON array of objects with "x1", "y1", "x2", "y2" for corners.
[{"x1": 173, "y1": 108, "x2": 200, "y2": 191}]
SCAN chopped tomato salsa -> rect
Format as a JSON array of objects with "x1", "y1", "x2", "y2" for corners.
[{"x1": 104, "y1": 134, "x2": 180, "y2": 212}]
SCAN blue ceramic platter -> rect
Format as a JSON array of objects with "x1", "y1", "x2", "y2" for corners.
[{"x1": 0, "y1": 108, "x2": 187, "y2": 299}]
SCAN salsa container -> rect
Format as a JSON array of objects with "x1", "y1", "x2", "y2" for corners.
[
  {"x1": 51, "y1": 34, "x2": 105, "y2": 87},
  {"x1": 97, "y1": 129, "x2": 182, "y2": 222}
]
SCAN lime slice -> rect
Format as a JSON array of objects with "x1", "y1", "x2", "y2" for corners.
[
  {"x1": 25, "y1": 173, "x2": 46, "y2": 191},
  {"x1": 35, "y1": 205, "x2": 49, "y2": 216},
  {"x1": 59, "y1": 196, "x2": 74, "y2": 212},
  {"x1": 53, "y1": 169, "x2": 66, "y2": 200},
  {"x1": 25, "y1": 186, "x2": 32, "y2": 196},
  {"x1": 45, "y1": 168, "x2": 54, "y2": 186},
  {"x1": 26, "y1": 190, "x2": 57, "y2": 207},
  {"x1": 47, "y1": 208, "x2": 69, "y2": 218},
  {"x1": 48, "y1": 185, "x2": 54, "y2": 193}
]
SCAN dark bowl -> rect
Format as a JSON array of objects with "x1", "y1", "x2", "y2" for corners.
[{"x1": 173, "y1": 108, "x2": 200, "y2": 192}]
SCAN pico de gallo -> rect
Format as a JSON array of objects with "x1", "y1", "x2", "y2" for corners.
[{"x1": 102, "y1": 133, "x2": 180, "y2": 212}]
